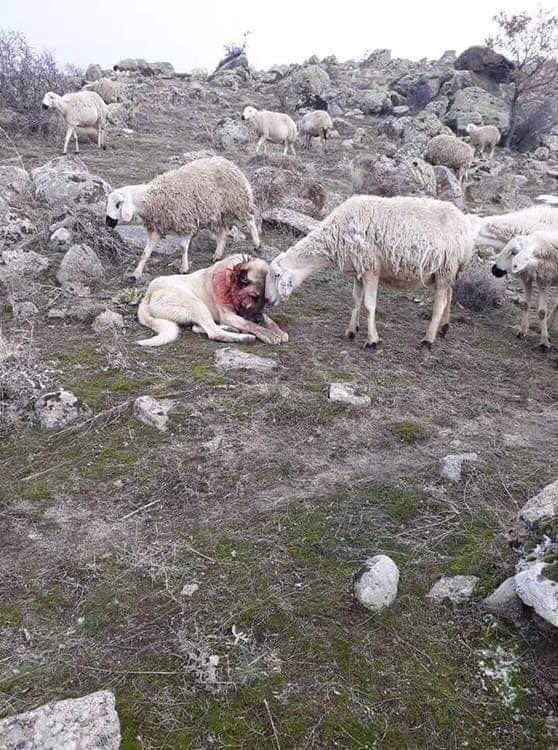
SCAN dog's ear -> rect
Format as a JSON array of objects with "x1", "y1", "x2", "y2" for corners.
[{"x1": 232, "y1": 262, "x2": 250, "y2": 288}]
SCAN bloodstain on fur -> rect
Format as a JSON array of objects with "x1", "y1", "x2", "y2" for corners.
[{"x1": 212, "y1": 262, "x2": 266, "y2": 323}]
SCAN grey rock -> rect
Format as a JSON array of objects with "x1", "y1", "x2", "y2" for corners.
[
  {"x1": 281, "y1": 64, "x2": 330, "y2": 107},
  {"x1": 12, "y1": 301, "x2": 39, "y2": 320},
  {"x1": 519, "y1": 479, "x2": 558, "y2": 526},
  {"x1": 433, "y1": 165, "x2": 463, "y2": 206},
  {"x1": 262, "y1": 207, "x2": 318, "y2": 236},
  {"x1": 483, "y1": 577, "x2": 526, "y2": 624},
  {"x1": 445, "y1": 87, "x2": 510, "y2": 134},
  {"x1": 133, "y1": 395, "x2": 174, "y2": 432},
  {"x1": 0, "y1": 247, "x2": 49, "y2": 281},
  {"x1": 352, "y1": 154, "x2": 436, "y2": 197},
  {"x1": 515, "y1": 563, "x2": 558, "y2": 627},
  {"x1": 31, "y1": 156, "x2": 112, "y2": 208},
  {"x1": 92, "y1": 309, "x2": 125, "y2": 335},
  {"x1": 364, "y1": 49, "x2": 391, "y2": 67},
  {"x1": 358, "y1": 87, "x2": 393, "y2": 115},
  {"x1": 0, "y1": 690, "x2": 120, "y2": 749},
  {"x1": 426, "y1": 575, "x2": 479, "y2": 603},
  {"x1": 49, "y1": 227, "x2": 72, "y2": 247},
  {"x1": 353, "y1": 555, "x2": 399, "y2": 612},
  {"x1": 440, "y1": 452, "x2": 478, "y2": 482},
  {"x1": 213, "y1": 117, "x2": 250, "y2": 150},
  {"x1": 328, "y1": 382, "x2": 370, "y2": 407},
  {"x1": 34, "y1": 389, "x2": 92, "y2": 431},
  {"x1": 0, "y1": 211, "x2": 35, "y2": 246},
  {"x1": 85, "y1": 63, "x2": 104, "y2": 80},
  {"x1": 214, "y1": 347, "x2": 280, "y2": 372},
  {"x1": 0, "y1": 166, "x2": 32, "y2": 205},
  {"x1": 57, "y1": 244, "x2": 104, "y2": 286}
]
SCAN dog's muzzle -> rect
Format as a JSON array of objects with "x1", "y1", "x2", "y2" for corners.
[
  {"x1": 105, "y1": 216, "x2": 118, "y2": 228},
  {"x1": 491, "y1": 265, "x2": 507, "y2": 278}
]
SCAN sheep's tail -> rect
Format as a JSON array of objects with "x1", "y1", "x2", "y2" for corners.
[
  {"x1": 536, "y1": 194, "x2": 558, "y2": 206},
  {"x1": 137, "y1": 296, "x2": 180, "y2": 347}
]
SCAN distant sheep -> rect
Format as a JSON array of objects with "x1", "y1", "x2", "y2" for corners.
[
  {"x1": 476, "y1": 205, "x2": 558, "y2": 251},
  {"x1": 42, "y1": 90, "x2": 108, "y2": 154},
  {"x1": 105, "y1": 156, "x2": 260, "y2": 281},
  {"x1": 265, "y1": 195, "x2": 478, "y2": 349},
  {"x1": 424, "y1": 134, "x2": 474, "y2": 186},
  {"x1": 82, "y1": 77, "x2": 124, "y2": 104},
  {"x1": 492, "y1": 231, "x2": 558, "y2": 351},
  {"x1": 466, "y1": 124, "x2": 500, "y2": 160},
  {"x1": 299, "y1": 110, "x2": 334, "y2": 151},
  {"x1": 242, "y1": 106, "x2": 297, "y2": 156}
]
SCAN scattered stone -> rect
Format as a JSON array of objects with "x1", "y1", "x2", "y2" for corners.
[
  {"x1": 49, "y1": 226, "x2": 72, "y2": 247},
  {"x1": 427, "y1": 575, "x2": 479, "y2": 604},
  {"x1": 353, "y1": 555, "x2": 399, "y2": 612},
  {"x1": 0, "y1": 211, "x2": 35, "y2": 246},
  {"x1": 213, "y1": 116, "x2": 249, "y2": 150},
  {"x1": 181, "y1": 583, "x2": 199, "y2": 597},
  {"x1": 214, "y1": 347, "x2": 280, "y2": 372},
  {"x1": 31, "y1": 156, "x2": 112, "y2": 208},
  {"x1": 514, "y1": 563, "x2": 558, "y2": 628},
  {"x1": 483, "y1": 577, "x2": 526, "y2": 625},
  {"x1": 12, "y1": 301, "x2": 39, "y2": 320},
  {"x1": 133, "y1": 395, "x2": 174, "y2": 432},
  {"x1": 518, "y1": 478, "x2": 558, "y2": 526},
  {"x1": 328, "y1": 382, "x2": 370, "y2": 407},
  {"x1": 262, "y1": 207, "x2": 319, "y2": 236},
  {"x1": 0, "y1": 690, "x2": 120, "y2": 749},
  {"x1": 57, "y1": 243, "x2": 104, "y2": 287},
  {"x1": 440, "y1": 452, "x2": 478, "y2": 482},
  {"x1": 92, "y1": 309, "x2": 125, "y2": 335},
  {"x1": 0, "y1": 247, "x2": 49, "y2": 281},
  {"x1": 0, "y1": 165, "x2": 32, "y2": 205},
  {"x1": 34, "y1": 389, "x2": 92, "y2": 431}
]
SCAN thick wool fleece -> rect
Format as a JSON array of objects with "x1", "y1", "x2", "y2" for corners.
[
  {"x1": 425, "y1": 134, "x2": 474, "y2": 172},
  {"x1": 140, "y1": 157, "x2": 255, "y2": 237}
]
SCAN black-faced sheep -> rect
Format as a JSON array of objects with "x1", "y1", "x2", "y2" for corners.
[
  {"x1": 242, "y1": 106, "x2": 297, "y2": 156},
  {"x1": 105, "y1": 157, "x2": 260, "y2": 281},
  {"x1": 42, "y1": 91, "x2": 108, "y2": 154},
  {"x1": 265, "y1": 195, "x2": 478, "y2": 349},
  {"x1": 424, "y1": 134, "x2": 474, "y2": 186}
]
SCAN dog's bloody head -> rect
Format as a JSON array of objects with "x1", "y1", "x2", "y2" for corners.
[{"x1": 213, "y1": 257, "x2": 269, "y2": 323}]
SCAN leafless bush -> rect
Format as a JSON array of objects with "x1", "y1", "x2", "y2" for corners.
[
  {"x1": 0, "y1": 329, "x2": 47, "y2": 429},
  {"x1": 0, "y1": 29, "x2": 80, "y2": 135},
  {"x1": 454, "y1": 261, "x2": 506, "y2": 311}
]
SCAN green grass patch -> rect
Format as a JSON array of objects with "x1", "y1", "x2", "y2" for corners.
[{"x1": 387, "y1": 420, "x2": 428, "y2": 445}]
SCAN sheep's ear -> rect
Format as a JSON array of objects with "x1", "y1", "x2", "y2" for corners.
[{"x1": 121, "y1": 192, "x2": 135, "y2": 222}]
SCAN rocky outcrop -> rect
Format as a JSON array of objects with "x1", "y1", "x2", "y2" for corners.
[{"x1": 31, "y1": 157, "x2": 112, "y2": 208}]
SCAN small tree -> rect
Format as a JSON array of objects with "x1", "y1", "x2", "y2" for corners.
[
  {"x1": 486, "y1": 8, "x2": 558, "y2": 147},
  {"x1": 212, "y1": 31, "x2": 251, "y2": 77}
]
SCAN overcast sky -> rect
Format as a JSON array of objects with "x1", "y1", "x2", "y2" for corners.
[{"x1": 2, "y1": 0, "x2": 554, "y2": 72}]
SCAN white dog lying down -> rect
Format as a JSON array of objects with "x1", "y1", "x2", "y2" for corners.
[{"x1": 137, "y1": 254, "x2": 289, "y2": 347}]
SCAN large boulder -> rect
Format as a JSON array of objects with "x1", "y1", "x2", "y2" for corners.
[
  {"x1": 351, "y1": 154, "x2": 436, "y2": 197},
  {"x1": 281, "y1": 64, "x2": 331, "y2": 108},
  {"x1": 213, "y1": 117, "x2": 250, "y2": 150},
  {"x1": 381, "y1": 110, "x2": 452, "y2": 151},
  {"x1": 0, "y1": 210, "x2": 35, "y2": 248},
  {"x1": 519, "y1": 478, "x2": 558, "y2": 527},
  {"x1": 31, "y1": 156, "x2": 112, "y2": 208},
  {"x1": 357, "y1": 87, "x2": 393, "y2": 115},
  {"x1": 0, "y1": 690, "x2": 120, "y2": 749},
  {"x1": 454, "y1": 46, "x2": 515, "y2": 84},
  {"x1": 57, "y1": 243, "x2": 104, "y2": 287},
  {"x1": 515, "y1": 563, "x2": 558, "y2": 628},
  {"x1": 0, "y1": 166, "x2": 32, "y2": 205},
  {"x1": 445, "y1": 86, "x2": 510, "y2": 134}
]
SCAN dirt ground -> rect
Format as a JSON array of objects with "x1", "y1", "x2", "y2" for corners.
[{"x1": 1, "y1": 76, "x2": 558, "y2": 749}]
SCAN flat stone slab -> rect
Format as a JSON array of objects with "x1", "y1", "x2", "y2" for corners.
[
  {"x1": 519, "y1": 478, "x2": 558, "y2": 526},
  {"x1": 214, "y1": 347, "x2": 280, "y2": 372},
  {"x1": 0, "y1": 690, "x2": 120, "y2": 749},
  {"x1": 328, "y1": 382, "x2": 370, "y2": 407},
  {"x1": 440, "y1": 452, "x2": 478, "y2": 482},
  {"x1": 262, "y1": 207, "x2": 319, "y2": 236},
  {"x1": 427, "y1": 575, "x2": 479, "y2": 604}
]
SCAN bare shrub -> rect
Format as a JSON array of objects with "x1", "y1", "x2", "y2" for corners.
[
  {"x1": 453, "y1": 261, "x2": 506, "y2": 311},
  {"x1": 0, "y1": 330, "x2": 47, "y2": 429}
]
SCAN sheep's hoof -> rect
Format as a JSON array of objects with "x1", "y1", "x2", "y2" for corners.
[
  {"x1": 539, "y1": 343, "x2": 551, "y2": 353},
  {"x1": 363, "y1": 341, "x2": 379, "y2": 351},
  {"x1": 124, "y1": 273, "x2": 138, "y2": 286},
  {"x1": 346, "y1": 330, "x2": 356, "y2": 340},
  {"x1": 516, "y1": 331, "x2": 526, "y2": 339},
  {"x1": 420, "y1": 340, "x2": 432, "y2": 350},
  {"x1": 439, "y1": 323, "x2": 449, "y2": 339}
]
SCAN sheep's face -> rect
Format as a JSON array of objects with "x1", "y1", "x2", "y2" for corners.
[
  {"x1": 242, "y1": 106, "x2": 257, "y2": 123},
  {"x1": 491, "y1": 236, "x2": 527, "y2": 277},
  {"x1": 511, "y1": 247, "x2": 538, "y2": 275},
  {"x1": 42, "y1": 92, "x2": 56, "y2": 110},
  {"x1": 465, "y1": 124, "x2": 476, "y2": 134},
  {"x1": 106, "y1": 189, "x2": 135, "y2": 226},
  {"x1": 266, "y1": 258, "x2": 295, "y2": 305}
]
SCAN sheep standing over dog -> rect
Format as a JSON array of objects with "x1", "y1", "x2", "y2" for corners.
[
  {"x1": 138, "y1": 254, "x2": 288, "y2": 346},
  {"x1": 42, "y1": 91, "x2": 108, "y2": 154},
  {"x1": 492, "y1": 231, "x2": 558, "y2": 351},
  {"x1": 476, "y1": 205, "x2": 558, "y2": 251},
  {"x1": 242, "y1": 106, "x2": 297, "y2": 156},
  {"x1": 424, "y1": 134, "x2": 474, "y2": 186},
  {"x1": 265, "y1": 195, "x2": 478, "y2": 350},
  {"x1": 466, "y1": 124, "x2": 500, "y2": 160},
  {"x1": 105, "y1": 157, "x2": 261, "y2": 281},
  {"x1": 299, "y1": 110, "x2": 334, "y2": 151}
]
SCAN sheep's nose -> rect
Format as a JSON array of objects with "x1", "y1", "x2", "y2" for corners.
[
  {"x1": 42, "y1": 103, "x2": 48, "y2": 110},
  {"x1": 105, "y1": 216, "x2": 118, "y2": 228},
  {"x1": 491, "y1": 264, "x2": 506, "y2": 278}
]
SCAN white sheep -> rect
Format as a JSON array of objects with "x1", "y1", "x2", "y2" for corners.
[
  {"x1": 424, "y1": 134, "x2": 474, "y2": 186},
  {"x1": 299, "y1": 109, "x2": 334, "y2": 151},
  {"x1": 242, "y1": 106, "x2": 297, "y2": 156},
  {"x1": 82, "y1": 77, "x2": 124, "y2": 104},
  {"x1": 265, "y1": 195, "x2": 478, "y2": 349},
  {"x1": 42, "y1": 90, "x2": 108, "y2": 154},
  {"x1": 476, "y1": 205, "x2": 558, "y2": 251},
  {"x1": 492, "y1": 231, "x2": 558, "y2": 351},
  {"x1": 105, "y1": 156, "x2": 261, "y2": 281},
  {"x1": 466, "y1": 123, "x2": 500, "y2": 160}
]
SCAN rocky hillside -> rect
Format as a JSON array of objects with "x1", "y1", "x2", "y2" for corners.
[{"x1": 0, "y1": 48, "x2": 557, "y2": 749}]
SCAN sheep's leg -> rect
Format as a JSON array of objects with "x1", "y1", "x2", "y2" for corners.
[
  {"x1": 212, "y1": 229, "x2": 228, "y2": 262},
  {"x1": 537, "y1": 287, "x2": 551, "y2": 352},
  {"x1": 517, "y1": 277, "x2": 532, "y2": 338},
  {"x1": 246, "y1": 217, "x2": 261, "y2": 250},
  {"x1": 438, "y1": 287, "x2": 453, "y2": 338},
  {"x1": 548, "y1": 298, "x2": 558, "y2": 331},
  {"x1": 361, "y1": 271, "x2": 381, "y2": 350},
  {"x1": 73, "y1": 128, "x2": 79, "y2": 154},
  {"x1": 63, "y1": 126, "x2": 72, "y2": 155},
  {"x1": 421, "y1": 283, "x2": 450, "y2": 349},
  {"x1": 322, "y1": 132, "x2": 328, "y2": 152},
  {"x1": 129, "y1": 229, "x2": 159, "y2": 281},
  {"x1": 256, "y1": 136, "x2": 266, "y2": 155},
  {"x1": 345, "y1": 278, "x2": 364, "y2": 340},
  {"x1": 283, "y1": 141, "x2": 288, "y2": 157},
  {"x1": 290, "y1": 143, "x2": 296, "y2": 157},
  {"x1": 97, "y1": 123, "x2": 102, "y2": 149},
  {"x1": 178, "y1": 234, "x2": 192, "y2": 273}
]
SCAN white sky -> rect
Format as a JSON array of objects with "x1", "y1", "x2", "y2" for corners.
[{"x1": 2, "y1": 0, "x2": 554, "y2": 72}]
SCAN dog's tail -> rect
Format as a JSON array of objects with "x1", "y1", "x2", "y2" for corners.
[{"x1": 137, "y1": 295, "x2": 180, "y2": 347}]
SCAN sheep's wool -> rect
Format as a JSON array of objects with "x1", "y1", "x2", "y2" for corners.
[{"x1": 140, "y1": 157, "x2": 255, "y2": 237}]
